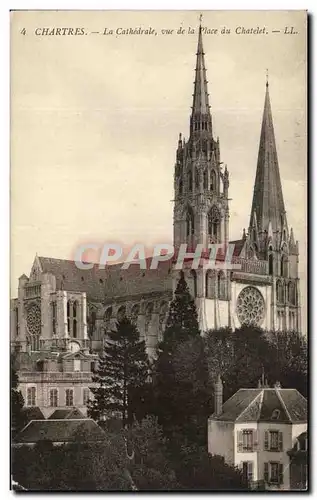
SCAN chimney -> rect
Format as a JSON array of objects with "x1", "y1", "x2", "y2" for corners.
[{"x1": 214, "y1": 374, "x2": 223, "y2": 416}]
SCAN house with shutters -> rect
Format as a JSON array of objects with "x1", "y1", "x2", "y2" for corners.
[{"x1": 208, "y1": 377, "x2": 307, "y2": 490}]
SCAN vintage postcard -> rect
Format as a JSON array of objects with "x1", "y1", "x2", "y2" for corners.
[{"x1": 10, "y1": 10, "x2": 307, "y2": 491}]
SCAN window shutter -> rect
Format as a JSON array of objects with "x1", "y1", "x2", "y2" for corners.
[
  {"x1": 279, "y1": 463, "x2": 284, "y2": 485},
  {"x1": 237, "y1": 430, "x2": 243, "y2": 452},
  {"x1": 264, "y1": 462, "x2": 269, "y2": 482},
  {"x1": 264, "y1": 431, "x2": 269, "y2": 450},
  {"x1": 253, "y1": 429, "x2": 258, "y2": 450},
  {"x1": 278, "y1": 432, "x2": 283, "y2": 452},
  {"x1": 248, "y1": 461, "x2": 254, "y2": 481}
]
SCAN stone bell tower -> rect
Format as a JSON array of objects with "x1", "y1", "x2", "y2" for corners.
[{"x1": 173, "y1": 23, "x2": 230, "y2": 322}]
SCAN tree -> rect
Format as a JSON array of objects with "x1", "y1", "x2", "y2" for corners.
[
  {"x1": 173, "y1": 444, "x2": 249, "y2": 490},
  {"x1": 153, "y1": 273, "x2": 211, "y2": 446},
  {"x1": 129, "y1": 416, "x2": 180, "y2": 490},
  {"x1": 266, "y1": 330, "x2": 308, "y2": 396},
  {"x1": 87, "y1": 317, "x2": 150, "y2": 426},
  {"x1": 204, "y1": 326, "x2": 274, "y2": 401},
  {"x1": 204, "y1": 326, "x2": 308, "y2": 401},
  {"x1": 11, "y1": 357, "x2": 26, "y2": 436},
  {"x1": 163, "y1": 271, "x2": 200, "y2": 346},
  {"x1": 12, "y1": 437, "x2": 132, "y2": 491}
]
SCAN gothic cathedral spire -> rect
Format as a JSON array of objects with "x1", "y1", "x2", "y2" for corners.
[
  {"x1": 249, "y1": 78, "x2": 286, "y2": 240},
  {"x1": 190, "y1": 24, "x2": 212, "y2": 138}
]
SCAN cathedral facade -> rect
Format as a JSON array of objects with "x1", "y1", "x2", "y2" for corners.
[{"x1": 10, "y1": 26, "x2": 301, "y2": 414}]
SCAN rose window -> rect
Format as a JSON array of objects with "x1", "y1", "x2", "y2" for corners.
[
  {"x1": 26, "y1": 304, "x2": 41, "y2": 336},
  {"x1": 236, "y1": 286, "x2": 265, "y2": 327}
]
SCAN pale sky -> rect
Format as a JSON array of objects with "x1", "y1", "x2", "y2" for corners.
[{"x1": 11, "y1": 10, "x2": 307, "y2": 331}]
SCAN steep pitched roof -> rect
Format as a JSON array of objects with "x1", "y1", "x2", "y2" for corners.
[
  {"x1": 48, "y1": 408, "x2": 85, "y2": 420},
  {"x1": 22, "y1": 407, "x2": 45, "y2": 422},
  {"x1": 15, "y1": 419, "x2": 105, "y2": 444},
  {"x1": 229, "y1": 239, "x2": 246, "y2": 257},
  {"x1": 192, "y1": 24, "x2": 210, "y2": 116},
  {"x1": 249, "y1": 81, "x2": 286, "y2": 234},
  {"x1": 38, "y1": 256, "x2": 172, "y2": 302},
  {"x1": 211, "y1": 388, "x2": 307, "y2": 423}
]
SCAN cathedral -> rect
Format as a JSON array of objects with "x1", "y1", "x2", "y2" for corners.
[{"x1": 10, "y1": 26, "x2": 301, "y2": 415}]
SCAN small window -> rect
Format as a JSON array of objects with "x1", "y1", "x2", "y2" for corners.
[
  {"x1": 238, "y1": 429, "x2": 256, "y2": 452},
  {"x1": 74, "y1": 359, "x2": 81, "y2": 372},
  {"x1": 264, "y1": 462, "x2": 283, "y2": 484},
  {"x1": 264, "y1": 430, "x2": 283, "y2": 451},
  {"x1": 83, "y1": 388, "x2": 90, "y2": 405},
  {"x1": 27, "y1": 386, "x2": 36, "y2": 407},
  {"x1": 242, "y1": 461, "x2": 254, "y2": 483},
  {"x1": 49, "y1": 388, "x2": 58, "y2": 407},
  {"x1": 65, "y1": 388, "x2": 74, "y2": 407},
  {"x1": 99, "y1": 278, "x2": 103, "y2": 284}
]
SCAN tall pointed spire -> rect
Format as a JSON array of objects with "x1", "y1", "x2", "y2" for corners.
[
  {"x1": 192, "y1": 24, "x2": 210, "y2": 115},
  {"x1": 249, "y1": 77, "x2": 286, "y2": 235},
  {"x1": 190, "y1": 21, "x2": 212, "y2": 137}
]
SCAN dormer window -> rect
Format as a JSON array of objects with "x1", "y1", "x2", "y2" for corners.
[{"x1": 271, "y1": 409, "x2": 280, "y2": 420}]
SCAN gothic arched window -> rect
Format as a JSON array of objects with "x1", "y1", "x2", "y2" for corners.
[
  {"x1": 203, "y1": 170, "x2": 208, "y2": 190},
  {"x1": 117, "y1": 306, "x2": 126, "y2": 322},
  {"x1": 51, "y1": 301, "x2": 57, "y2": 336},
  {"x1": 268, "y1": 253, "x2": 273, "y2": 275},
  {"x1": 205, "y1": 270, "x2": 216, "y2": 298},
  {"x1": 210, "y1": 170, "x2": 216, "y2": 192},
  {"x1": 208, "y1": 206, "x2": 220, "y2": 240},
  {"x1": 73, "y1": 301, "x2": 78, "y2": 338},
  {"x1": 288, "y1": 282, "x2": 296, "y2": 305},
  {"x1": 289, "y1": 311, "x2": 293, "y2": 331},
  {"x1": 281, "y1": 254, "x2": 288, "y2": 278},
  {"x1": 130, "y1": 304, "x2": 140, "y2": 326},
  {"x1": 276, "y1": 280, "x2": 284, "y2": 303},
  {"x1": 190, "y1": 270, "x2": 197, "y2": 298},
  {"x1": 195, "y1": 168, "x2": 199, "y2": 191},
  {"x1": 67, "y1": 299, "x2": 81, "y2": 338},
  {"x1": 188, "y1": 171, "x2": 193, "y2": 192},
  {"x1": 186, "y1": 206, "x2": 195, "y2": 237},
  {"x1": 145, "y1": 303, "x2": 153, "y2": 333},
  {"x1": 277, "y1": 311, "x2": 281, "y2": 331},
  {"x1": 103, "y1": 307, "x2": 112, "y2": 332},
  {"x1": 218, "y1": 272, "x2": 226, "y2": 300},
  {"x1": 26, "y1": 303, "x2": 41, "y2": 351},
  {"x1": 67, "y1": 300, "x2": 71, "y2": 334}
]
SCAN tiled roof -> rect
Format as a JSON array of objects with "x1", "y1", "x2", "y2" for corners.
[
  {"x1": 211, "y1": 388, "x2": 307, "y2": 423},
  {"x1": 229, "y1": 239, "x2": 246, "y2": 257},
  {"x1": 48, "y1": 408, "x2": 85, "y2": 420},
  {"x1": 38, "y1": 256, "x2": 172, "y2": 302},
  {"x1": 22, "y1": 407, "x2": 45, "y2": 422},
  {"x1": 15, "y1": 419, "x2": 106, "y2": 444}
]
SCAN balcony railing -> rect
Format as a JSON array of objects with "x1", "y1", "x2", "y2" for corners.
[
  {"x1": 18, "y1": 371, "x2": 93, "y2": 382},
  {"x1": 233, "y1": 257, "x2": 268, "y2": 275},
  {"x1": 25, "y1": 283, "x2": 41, "y2": 298}
]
